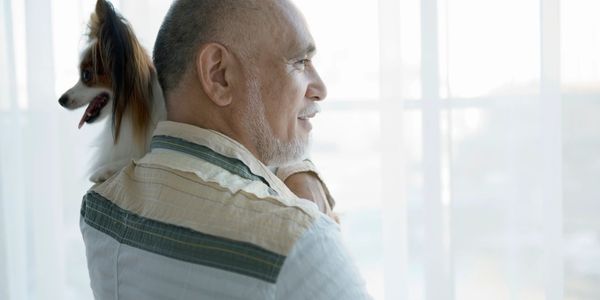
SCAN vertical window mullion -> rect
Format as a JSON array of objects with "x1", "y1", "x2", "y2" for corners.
[
  {"x1": 422, "y1": 0, "x2": 454, "y2": 299},
  {"x1": 540, "y1": 0, "x2": 563, "y2": 299},
  {"x1": 379, "y1": 0, "x2": 409, "y2": 299},
  {"x1": 24, "y1": 0, "x2": 64, "y2": 299},
  {"x1": 1, "y1": 0, "x2": 29, "y2": 299}
]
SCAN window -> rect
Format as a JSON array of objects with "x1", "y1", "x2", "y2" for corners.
[{"x1": 1, "y1": 0, "x2": 599, "y2": 299}]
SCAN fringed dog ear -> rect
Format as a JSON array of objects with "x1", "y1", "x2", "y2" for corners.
[
  {"x1": 87, "y1": 0, "x2": 113, "y2": 75},
  {"x1": 113, "y1": 23, "x2": 153, "y2": 147},
  {"x1": 88, "y1": 0, "x2": 110, "y2": 41},
  {"x1": 95, "y1": 0, "x2": 109, "y2": 21},
  {"x1": 95, "y1": 0, "x2": 152, "y2": 145}
]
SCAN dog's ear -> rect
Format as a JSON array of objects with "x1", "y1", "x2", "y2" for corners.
[
  {"x1": 95, "y1": 0, "x2": 110, "y2": 22},
  {"x1": 86, "y1": 0, "x2": 152, "y2": 145},
  {"x1": 88, "y1": 0, "x2": 112, "y2": 41}
]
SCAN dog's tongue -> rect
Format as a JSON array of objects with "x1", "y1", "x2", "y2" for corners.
[
  {"x1": 78, "y1": 102, "x2": 97, "y2": 129},
  {"x1": 78, "y1": 94, "x2": 108, "y2": 129}
]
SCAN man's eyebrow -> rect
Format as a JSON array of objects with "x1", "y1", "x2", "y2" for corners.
[{"x1": 289, "y1": 43, "x2": 317, "y2": 59}]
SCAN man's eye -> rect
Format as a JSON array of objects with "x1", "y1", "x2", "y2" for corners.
[
  {"x1": 82, "y1": 70, "x2": 92, "y2": 82},
  {"x1": 300, "y1": 59, "x2": 311, "y2": 65},
  {"x1": 295, "y1": 59, "x2": 311, "y2": 70}
]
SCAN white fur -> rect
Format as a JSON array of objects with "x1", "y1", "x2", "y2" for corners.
[
  {"x1": 88, "y1": 74, "x2": 166, "y2": 183},
  {"x1": 60, "y1": 71, "x2": 166, "y2": 183},
  {"x1": 61, "y1": 80, "x2": 113, "y2": 114}
]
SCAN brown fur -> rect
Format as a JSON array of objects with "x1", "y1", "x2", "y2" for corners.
[
  {"x1": 87, "y1": 0, "x2": 154, "y2": 146},
  {"x1": 80, "y1": 49, "x2": 111, "y2": 88}
]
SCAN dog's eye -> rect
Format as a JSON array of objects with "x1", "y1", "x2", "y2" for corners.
[{"x1": 81, "y1": 70, "x2": 92, "y2": 82}]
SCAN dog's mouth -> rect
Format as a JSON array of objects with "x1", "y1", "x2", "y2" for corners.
[{"x1": 78, "y1": 93, "x2": 110, "y2": 129}]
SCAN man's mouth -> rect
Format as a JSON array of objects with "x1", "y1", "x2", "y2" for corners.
[
  {"x1": 298, "y1": 104, "x2": 321, "y2": 120},
  {"x1": 78, "y1": 93, "x2": 109, "y2": 129},
  {"x1": 298, "y1": 113, "x2": 316, "y2": 121}
]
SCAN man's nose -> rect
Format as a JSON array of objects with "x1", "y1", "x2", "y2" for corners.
[{"x1": 306, "y1": 72, "x2": 327, "y2": 101}]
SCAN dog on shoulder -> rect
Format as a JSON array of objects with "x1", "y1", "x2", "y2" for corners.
[{"x1": 58, "y1": 0, "x2": 165, "y2": 183}]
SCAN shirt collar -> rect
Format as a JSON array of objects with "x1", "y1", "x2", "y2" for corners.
[{"x1": 150, "y1": 121, "x2": 296, "y2": 199}]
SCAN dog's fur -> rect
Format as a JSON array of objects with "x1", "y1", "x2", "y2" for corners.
[{"x1": 58, "y1": 0, "x2": 165, "y2": 182}]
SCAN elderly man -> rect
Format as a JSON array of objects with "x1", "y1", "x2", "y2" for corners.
[{"x1": 80, "y1": 0, "x2": 371, "y2": 299}]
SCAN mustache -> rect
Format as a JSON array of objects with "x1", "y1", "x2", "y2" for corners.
[{"x1": 298, "y1": 103, "x2": 321, "y2": 117}]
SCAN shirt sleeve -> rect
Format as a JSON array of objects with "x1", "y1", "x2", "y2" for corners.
[
  {"x1": 274, "y1": 159, "x2": 336, "y2": 210},
  {"x1": 274, "y1": 215, "x2": 372, "y2": 300}
]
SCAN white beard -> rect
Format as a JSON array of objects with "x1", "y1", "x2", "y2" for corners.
[{"x1": 243, "y1": 76, "x2": 309, "y2": 167}]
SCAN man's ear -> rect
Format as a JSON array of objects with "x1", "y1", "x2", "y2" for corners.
[{"x1": 196, "y1": 43, "x2": 234, "y2": 106}]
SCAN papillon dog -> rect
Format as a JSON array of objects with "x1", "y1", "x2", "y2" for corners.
[{"x1": 58, "y1": 0, "x2": 165, "y2": 183}]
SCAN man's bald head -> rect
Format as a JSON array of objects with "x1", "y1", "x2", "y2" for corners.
[
  {"x1": 153, "y1": 0, "x2": 326, "y2": 166},
  {"x1": 153, "y1": 0, "x2": 264, "y2": 98}
]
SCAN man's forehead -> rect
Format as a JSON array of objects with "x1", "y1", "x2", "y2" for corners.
[
  {"x1": 234, "y1": 0, "x2": 315, "y2": 59},
  {"x1": 265, "y1": 0, "x2": 315, "y2": 54}
]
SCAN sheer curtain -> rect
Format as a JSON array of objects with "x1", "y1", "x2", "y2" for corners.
[{"x1": 1, "y1": 0, "x2": 599, "y2": 299}]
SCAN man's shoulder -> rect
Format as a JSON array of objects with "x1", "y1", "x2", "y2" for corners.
[{"x1": 87, "y1": 156, "x2": 322, "y2": 257}]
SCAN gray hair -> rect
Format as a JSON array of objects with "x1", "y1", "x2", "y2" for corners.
[{"x1": 153, "y1": 0, "x2": 259, "y2": 98}]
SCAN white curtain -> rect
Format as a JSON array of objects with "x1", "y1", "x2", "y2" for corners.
[{"x1": 1, "y1": 0, "x2": 599, "y2": 299}]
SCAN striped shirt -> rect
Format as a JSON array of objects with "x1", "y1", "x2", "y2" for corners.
[{"x1": 80, "y1": 121, "x2": 371, "y2": 299}]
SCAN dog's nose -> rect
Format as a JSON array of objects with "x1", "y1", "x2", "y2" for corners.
[{"x1": 58, "y1": 95, "x2": 69, "y2": 107}]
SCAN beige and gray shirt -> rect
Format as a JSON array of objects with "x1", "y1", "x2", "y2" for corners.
[{"x1": 80, "y1": 121, "x2": 371, "y2": 299}]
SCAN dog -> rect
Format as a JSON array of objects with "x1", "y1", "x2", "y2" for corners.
[{"x1": 58, "y1": 0, "x2": 165, "y2": 183}]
